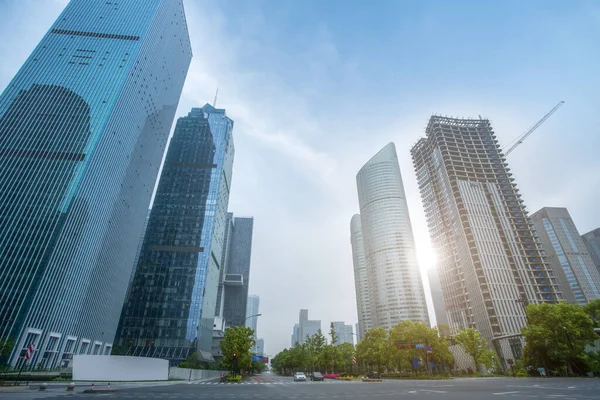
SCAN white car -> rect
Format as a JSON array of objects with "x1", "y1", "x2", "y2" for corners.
[{"x1": 294, "y1": 372, "x2": 307, "y2": 382}]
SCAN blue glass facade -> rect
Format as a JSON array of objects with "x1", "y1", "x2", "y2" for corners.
[
  {"x1": 542, "y1": 218, "x2": 586, "y2": 304},
  {"x1": 0, "y1": 0, "x2": 191, "y2": 368},
  {"x1": 116, "y1": 105, "x2": 234, "y2": 363},
  {"x1": 582, "y1": 228, "x2": 600, "y2": 270}
]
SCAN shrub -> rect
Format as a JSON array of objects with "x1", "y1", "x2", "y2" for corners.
[{"x1": 227, "y1": 375, "x2": 242, "y2": 382}]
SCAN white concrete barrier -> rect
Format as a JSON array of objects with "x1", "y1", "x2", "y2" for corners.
[
  {"x1": 169, "y1": 367, "x2": 226, "y2": 381},
  {"x1": 73, "y1": 355, "x2": 169, "y2": 381}
]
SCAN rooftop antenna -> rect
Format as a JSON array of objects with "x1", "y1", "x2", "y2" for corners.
[{"x1": 213, "y1": 87, "x2": 219, "y2": 107}]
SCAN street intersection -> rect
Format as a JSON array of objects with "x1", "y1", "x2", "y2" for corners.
[{"x1": 2, "y1": 375, "x2": 600, "y2": 400}]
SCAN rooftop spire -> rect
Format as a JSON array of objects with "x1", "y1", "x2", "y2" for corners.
[{"x1": 213, "y1": 87, "x2": 219, "y2": 107}]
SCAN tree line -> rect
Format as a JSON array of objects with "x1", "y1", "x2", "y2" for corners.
[
  {"x1": 272, "y1": 300, "x2": 600, "y2": 377},
  {"x1": 271, "y1": 323, "x2": 356, "y2": 375}
]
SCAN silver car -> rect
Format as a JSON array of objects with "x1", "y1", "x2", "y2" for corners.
[{"x1": 294, "y1": 372, "x2": 307, "y2": 382}]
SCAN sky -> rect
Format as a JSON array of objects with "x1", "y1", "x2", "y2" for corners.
[{"x1": 0, "y1": 0, "x2": 599, "y2": 358}]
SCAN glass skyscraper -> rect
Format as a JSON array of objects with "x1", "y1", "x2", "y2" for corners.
[
  {"x1": 531, "y1": 207, "x2": 600, "y2": 305},
  {"x1": 0, "y1": 0, "x2": 191, "y2": 368},
  {"x1": 116, "y1": 105, "x2": 234, "y2": 363},
  {"x1": 355, "y1": 143, "x2": 430, "y2": 330}
]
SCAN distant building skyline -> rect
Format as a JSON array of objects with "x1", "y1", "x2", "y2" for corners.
[
  {"x1": 355, "y1": 142, "x2": 429, "y2": 330},
  {"x1": 332, "y1": 322, "x2": 354, "y2": 345},
  {"x1": 412, "y1": 116, "x2": 563, "y2": 366},
  {"x1": 291, "y1": 309, "x2": 321, "y2": 345},
  {"x1": 255, "y1": 338, "x2": 265, "y2": 356},
  {"x1": 246, "y1": 295, "x2": 260, "y2": 334},
  {"x1": 531, "y1": 207, "x2": 600, "y2": 304},
  {"x1": 0, "y1": 0, "x2": 191, "y2": 369}
]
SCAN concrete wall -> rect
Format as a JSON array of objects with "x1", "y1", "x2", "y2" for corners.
[
  {"x1": 73, "y1": 355, "x2": 168, "y2": 381},
  {"x1": 169, "y1": 367, "x2": 226, "y2": 381}
]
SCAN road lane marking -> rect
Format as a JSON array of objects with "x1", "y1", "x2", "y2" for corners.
[
  {"x1": 421, "y1": 390, "x2": 448, "y2": 393},
  {"x1": 494, "y1": 392, "x2": 520, "y2": 395}
]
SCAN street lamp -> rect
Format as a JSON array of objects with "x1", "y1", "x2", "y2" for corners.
[{"x1": 243, "y1": 314, "x2": 262, "y2": 326}]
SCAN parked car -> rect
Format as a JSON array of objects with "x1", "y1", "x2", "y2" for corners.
[
  {"x1": 311, "y1": 372, "x2": 324, "y2": 381},
  {"x1": 294, "y1": 372, "x2": 307, "y2": 382}
]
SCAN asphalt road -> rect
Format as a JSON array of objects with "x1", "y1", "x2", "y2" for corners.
[{"x1": 2, "y1": 375, "x2": 600, "y2": 400}]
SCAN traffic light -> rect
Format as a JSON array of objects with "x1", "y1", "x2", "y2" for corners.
[
  {"x1": 233, "y1": 352, "x2": 237, "y2": 358},
  {"x1": 406, "y1": 345, "x2": 412, "y2": 349},
  {"x1": 397, "y1": 345, "x2": 404, "y2": 349}
]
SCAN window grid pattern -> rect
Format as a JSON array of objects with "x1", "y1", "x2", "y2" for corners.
[
  {"x1": 532, "y1": 209, "x2": 600, "y2": 304},
  {"x1": 356, "y1": 143, "x2": 429, "y2": 331},
  {"x1": 350, "y1": 214, "x2": 372, "y2": 341},
  {"x1": 582, "y1": 229, "x2": 600, "y2": 270},
  {"x1": 411, "y1": 116, "x2": 561, "y2": 365},
  {"x1": 0, "y1": 0, "x2": 191, "y2": 368}
]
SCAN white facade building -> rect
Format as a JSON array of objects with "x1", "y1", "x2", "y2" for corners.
[
  {"x1": 411, "y1": 116, "x2": 563, "y2": 366},
  {"x1": 350, "y1": 215, "x2": 372, "y2": 341},
  {"x1": 356, "y1": 143, "x2": 429, "y2": 330},
  {"x1": 531, "y1": 207, "x2": 600, "y2": 304}
]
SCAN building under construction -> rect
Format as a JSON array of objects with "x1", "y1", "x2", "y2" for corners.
[{"x1": 411, "y1": 116, "x2": 563, "y2": 369}]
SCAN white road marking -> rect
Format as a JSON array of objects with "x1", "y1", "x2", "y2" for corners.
[
  {"x1": 493, "y1": 391, "x2": 520, "y2": 395},
  {"x1": 421, "y1": 390, "x2": 448, "y2": 393}
]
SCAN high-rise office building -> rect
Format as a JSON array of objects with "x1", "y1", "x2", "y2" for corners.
[
  {"x1": 583, "y1": 229, "x2": 600, "y2": 270},
  {"x1": 355, "y1": 143, "x2": 429, "y2": 330},
  {"x1": 332, "y1": 322, "x2": 354, "y2": 345},
  {"x1": 116, "y1": 104, "x2": 235, "y2": 363},
  {"x1": 350, "y1": 214, "x2": 372, "y2": 342},
  {"x1": 299, "y1": 309, "x2": 308, "y2": 324},
  {"x1": 531, "y1": 207, "x2": 600, "y2": 304},
  {"x1": 222, "y1": 217, "x2": 254, "y2": 326},
  {"x1": 300, "y1": 320, "x2": 321, "y2": 343},
  {"x1": 255, "y1": 338, "x2": 264, "y2": 356},
  {"x1": 215, "y1": 214, "x2": 234, "y2": 318},
  {"x1": 245, "y1": 295, "x2": 260, "y2": 334},
  {"x1": 411, "y1": 116, "x2": 562, "y2": 364},
  {"x1": 0, "y1": 0, "x2": 191, "y2": 368},
  {"x1": 291, "y1": 309, "x2": 321, "y2": 345},
  {"x1": 291, "y1": 324, "x2": 300, "y2": 347},
  {"x1": 355, "y1": 323, "x2": 359, "y2": 342}
]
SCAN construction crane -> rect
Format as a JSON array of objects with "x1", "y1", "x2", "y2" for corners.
[{"x1": 504, "y1": 101, "x2": 565, "y2": 156}]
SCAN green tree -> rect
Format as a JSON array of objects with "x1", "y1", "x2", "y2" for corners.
[
  {"x1": 0, "y1": 337, "x2": 15, "y2": 359},
  {"x1": 355, "y1": 327, "x2": 389, "y2": 373},
  {"x1": 584, "y1": 299, "x2": 600, "y2": 328},
  {"x1": 454, "y1": 327, "x2": 487, "y2": 368},
  {"x1": 109, "y1": 344, "x2": 130, "y2": 356},
  {"x1": 522, "y1": 302, "x2": 597, "y2": 375},
  {"x1": 179, "y1": 352, "x2": 204, "y2": 369},
  {"x1": 388, "y1": 321, "x2": 452, "y2": 374},
  {"x1": 220, "y1": 326, "x2": 256, "y2": 374},
  {"x1": 337, "y1": 342, "x2": 356, "y2": 373}
]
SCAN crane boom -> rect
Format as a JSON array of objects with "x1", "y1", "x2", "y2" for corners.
[{"x1": 504, "y1": 101, "x2": 564, "y2": 156}]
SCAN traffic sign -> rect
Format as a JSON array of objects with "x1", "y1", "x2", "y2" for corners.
[
  {"x1": 415, "y1": 344, "x2": 425, "y2": 349},
  {"x1": 251, "y1": 355, "x2": 262, "y2": 361}
]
